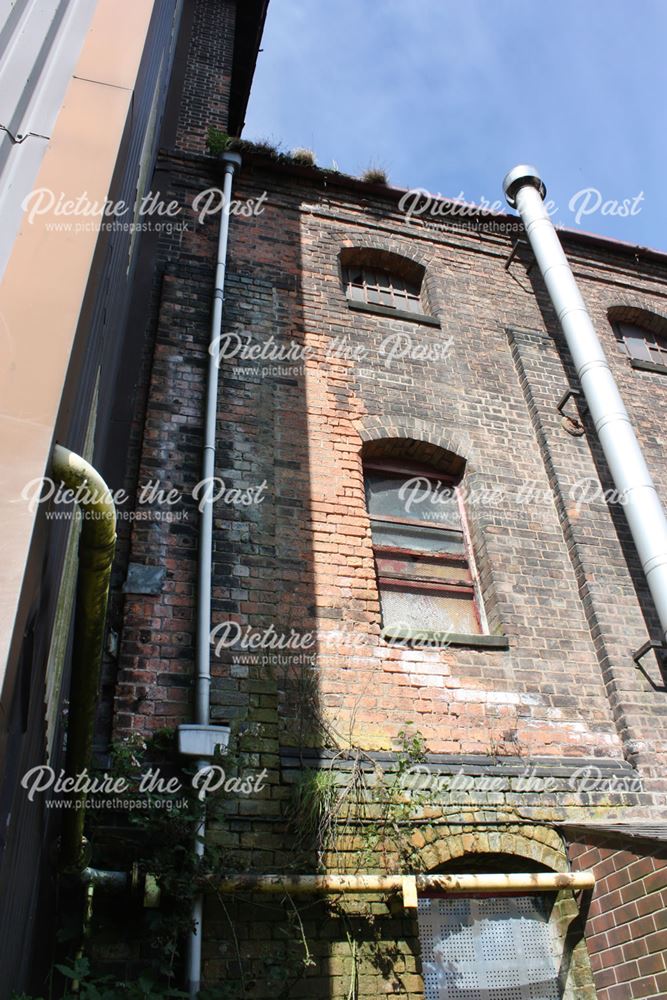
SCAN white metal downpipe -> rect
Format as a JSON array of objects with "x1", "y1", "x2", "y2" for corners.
[
  {"x1": 503, "y1": 165, "x2": 667, "y2": 644},
  {"x1": 185, "y1": 149, "x2": 241, "y2": 998}
]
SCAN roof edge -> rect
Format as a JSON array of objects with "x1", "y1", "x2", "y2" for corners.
[
  {"x1": 160, "y1": 145, "x2": 667, "y2": 267},
  {"x1": 238, "y1": 149, "x2": 667, "y2": 266}
]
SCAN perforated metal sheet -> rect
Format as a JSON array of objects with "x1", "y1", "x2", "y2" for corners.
[{"x1": 418, "y1": 896, "x2": 560, "y2": 999}]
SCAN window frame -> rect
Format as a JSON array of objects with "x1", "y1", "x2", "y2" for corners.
[
  {"x1": 614, "y1": 320, "x2": 667, "y2": 374},
  {"x1": 364, "y1": 459, "x2": 489, "y2": 641},
  {"x1": 340, "y1": 258, "x2": 440, "y2": 327},
  {"x1": 342, "y1": 265, "x2": 422, "y2": 314}
]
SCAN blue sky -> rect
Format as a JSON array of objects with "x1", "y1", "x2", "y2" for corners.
[{"x1": 245, "y1": 0, "x2": 667, "y2": 250}]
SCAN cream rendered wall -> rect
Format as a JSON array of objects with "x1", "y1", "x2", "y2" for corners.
[{"x1": 0, "y1": 0, "x2": 157, "y2": 698}]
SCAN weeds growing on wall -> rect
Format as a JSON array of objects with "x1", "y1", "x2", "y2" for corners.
[{"x1": 289, "y1": 725, "x2": 430, "y2": 872}]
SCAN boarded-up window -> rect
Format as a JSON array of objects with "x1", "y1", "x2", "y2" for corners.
[
  {"x1": 418, "y1": 895, "x2": 560, "y2": 999},
  {"x1": 364, "y1": 461, "x2": 484, "y2": 636}
]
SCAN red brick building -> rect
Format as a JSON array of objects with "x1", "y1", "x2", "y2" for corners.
[
  {"x1": 100, "y1": 2, "x2": 667, "y2": 987},
  {"x1": 6, "y1": 1, "x2": 667, "y2": 997},
  {"x1": 104, "y1": 126, "x2": 667, "y2": 992}
]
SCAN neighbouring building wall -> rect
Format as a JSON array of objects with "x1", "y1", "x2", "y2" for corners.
[
  {"x1": 569, "y1": 831, "x2": 667, "y2": 999},
  {"x1": 0, "y1": 1, "x2": 184, "y2": 992},
  {"x1": 0, "y1": 0, "x2": 98, "y2": 280}
]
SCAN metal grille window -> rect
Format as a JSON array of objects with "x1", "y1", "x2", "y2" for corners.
[
  {"x1": 418, "y1": 895, "x2": 560, "y2": 999},
  {"x1": 617, "y1": 321, "x2": 667, "y2": 369},
  {"x1": 343, "y1": 265, "x2": 422, "y2": 313},
  {"x1": 364, "y1": 461, "x2": 484, "y2": 637}
]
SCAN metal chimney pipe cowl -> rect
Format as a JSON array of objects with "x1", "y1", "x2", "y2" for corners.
[
  {"x1": 503, "y1": 164, "x2": 546, "y2": 208},
  {"x1": 503, "y1": 165, "x2": 667, "y2": 644}
]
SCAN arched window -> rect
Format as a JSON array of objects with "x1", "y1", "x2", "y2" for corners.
[
  {"x1": 364, "y1": 455, "x2": 486, "y2": 640},
  {"x1": 614, "y1": 318, "x2": 667, "y2": 372},
  {"x1": 340, "y1": 247, "x2": 435, "y2": 321},
  {"x1": 342, "y1": 265, "x2": 422, "y2": 313}
]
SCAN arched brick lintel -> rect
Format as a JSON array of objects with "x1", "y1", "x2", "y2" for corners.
[
  {"x1": 607, "y1": 300, "x2": 667, "y2": 339},
  {"x1": 354, "y1": 417, "x2": 475, "y2": 475},
  {"x1": 418, "y1": 824, "x2": 569, "y2": 875}
]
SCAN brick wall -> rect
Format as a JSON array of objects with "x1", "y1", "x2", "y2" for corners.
[
  {"x1": 569, "y1": 834, "x2": 667, "y2": 998},
  {"x1": 114, "y1": 156, "x2": 667, "y2": 764},
  {"x1": 96, "y1": 150, "x2": 667, "y2": 993},
  {"x1": 174, "y1": 0, "x2": 236, "y2": 153},
  {"x1": 187, "y1": 820, "x2": 596, "y2": 998},
  {"x1": 509, "y1": 272, "x2": 667, "y2": 788},
  {"x1": 82, "y1": 104, "x2": 667, "y2": 998}
]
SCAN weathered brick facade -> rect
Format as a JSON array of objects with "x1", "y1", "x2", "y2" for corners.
[
  {"x1": 115, "y1": 155, "x2": 667, "y2": 763},
  {"x1": 89, "y1": 1, "x2": 667, "y2": 995},
  {"x1": 98, "y1": 147, "x2": 667, "y2": 994}
]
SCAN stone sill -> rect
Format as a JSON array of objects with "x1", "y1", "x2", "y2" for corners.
[
  {"x1": 630, "y1": 358, "x2": 667, "y2": 376},
  {"x1": 381, "y1": 628, "x2": 510, "y2": 650},
  {"x1": 347, "y1": 299, "x2": 441, "y2": 327}
]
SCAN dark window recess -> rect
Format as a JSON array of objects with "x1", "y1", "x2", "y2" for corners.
[
  {"x1": 617, "y1": 321, "x2": 667, "y2": 369},
  {"x1": 364, "y1": 463, "x2": 486, "y2": 636},
  {"x1": 343, "y1": 266, "x2": 422, "y2": 314}
]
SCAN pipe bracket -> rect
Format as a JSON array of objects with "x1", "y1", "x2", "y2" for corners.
[
  {"x1": 633, "y1": 639, "x2": 667, "y2": 690},
  {"x1": 504, "y1": 239, "x2": 533, "y2": 274},
  {"x1": 557, "y1": 387, "x2": 586, "y2": 436}
]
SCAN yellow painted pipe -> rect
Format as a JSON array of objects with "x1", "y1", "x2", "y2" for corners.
[
  {"x1": 52, "y1": 444, "x2": 116, "y2": 870},
  {"x1": 214, "y1": 870, "x2": 595, "y2": 906}
]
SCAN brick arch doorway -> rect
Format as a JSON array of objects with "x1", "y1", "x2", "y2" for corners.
[{"x1": 416, "y1": 853, "x2": 593, "y2": 1000}]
